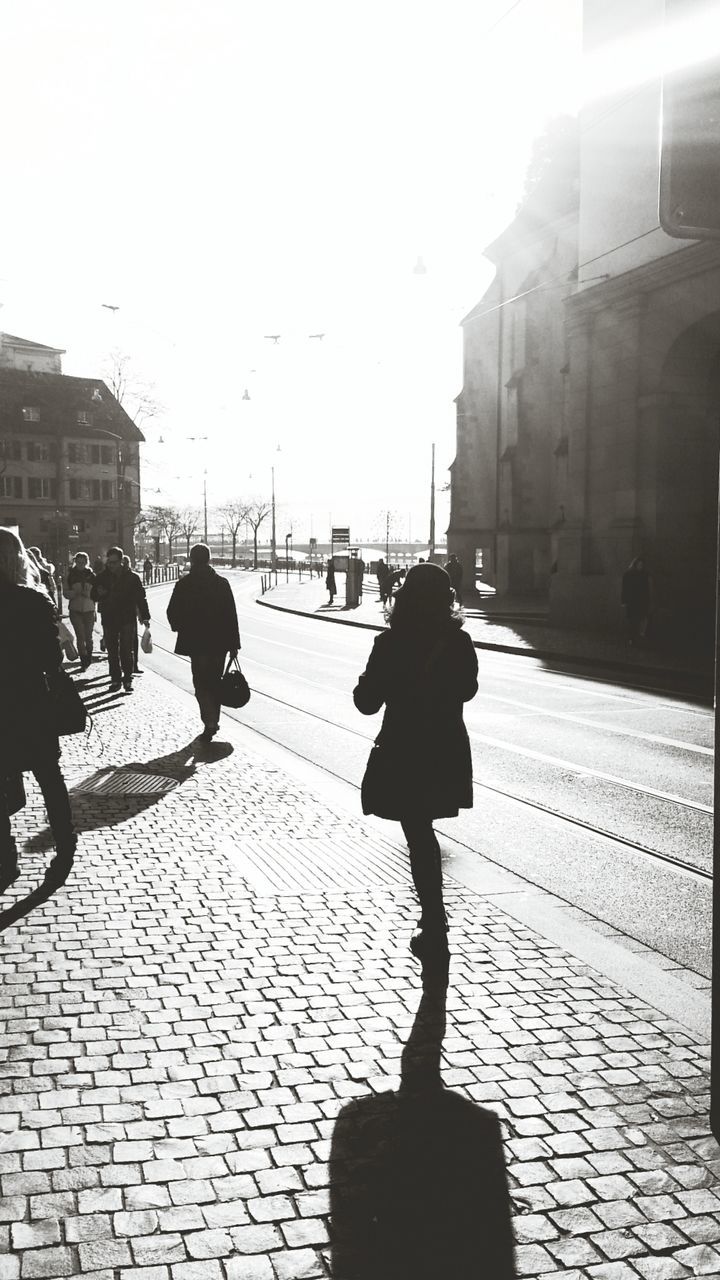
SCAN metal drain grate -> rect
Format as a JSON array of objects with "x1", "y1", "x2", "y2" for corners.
[
  {"x1": 225, "y1": 831, "x2": 409, "y2": 893},
  {"x1": 74, "y1": 769, "x2": 179, "y2": 797}
]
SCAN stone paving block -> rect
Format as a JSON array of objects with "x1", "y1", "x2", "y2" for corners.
[
  {"x1": 78, "y1": 1239, "x2": 134, "y2": 1271},
  {"x1": 225, "y1": 1258, "x2": 275, "y2": 1280},
  {"x1": 270, "y1": 1249, "x2": 326, "y2": 1280},
  {"x1": 18, "y1": 1245, "x2": 75, "y2": 1277}
]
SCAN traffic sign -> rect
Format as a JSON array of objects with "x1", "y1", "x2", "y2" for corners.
[{"x1": 332, "y1": 526, "x2": 350, "y2": 545}]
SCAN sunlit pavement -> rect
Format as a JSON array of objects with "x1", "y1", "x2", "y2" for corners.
[{"x1": 1, "y1": 652, "x2": 719, "y2": 1279}]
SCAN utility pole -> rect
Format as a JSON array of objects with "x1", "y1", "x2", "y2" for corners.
[
  {"x1": 429, "y1": 442, "x2": 436, "y2": 561},
  {"x1": 271, "y1": 466, "x2": 277, "y2": 579},
  {"x1": 385, "y1": 510, "x2": 390, "y2": 562},
  {"x1": 203, "y1": 471, "x2": 208, "y2": 543}
]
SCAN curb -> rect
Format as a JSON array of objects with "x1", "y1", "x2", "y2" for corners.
[{"x1": 256, "y1": 594, "x2": 710, "y2": 688}]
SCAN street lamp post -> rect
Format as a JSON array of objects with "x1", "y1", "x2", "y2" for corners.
[{"x1": 271, "y1": 466, "x2": 277, "y2": 579}]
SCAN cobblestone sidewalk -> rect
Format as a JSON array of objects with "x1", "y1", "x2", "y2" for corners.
[{"x1": 1, "y1": 665, "x2": 719, "y2": 1279}]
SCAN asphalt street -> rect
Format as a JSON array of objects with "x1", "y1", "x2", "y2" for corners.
[{"x1": 143, "y1": 571, "x2": 713, "y2": 979}]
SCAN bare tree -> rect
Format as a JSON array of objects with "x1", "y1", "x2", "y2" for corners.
[
  {"x1": 219, "y1": 500, "x2": 250, "y2": 567},
  {"x1": 246, "y1": 500, "x2": 272, "y2": 570},
  {"x1": 146, "y1": 504, "x2": 182, "y2": 562},
  {"x1": 103, "y1": 349, "x2": 163, "y2": 428},
  {"x1": 179, "y1": 508, "x2": 201, "y2": 559}
]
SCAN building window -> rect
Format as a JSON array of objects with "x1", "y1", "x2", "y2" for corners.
[
  {"x1": 90, "y1": 444, "x2": 101, "y2": 464},
  {"x1": 106, "y1": 518, "x2": 117, "y2": 533},
  {"x1": 26, "y1": 441, "x2": 54, "y2": 462},
  {"x1": 74, "y1": 517, "x2": 88, "y2": 534},
  {"x1": 92, "y1": 480, "x2": 101, "y2": 501},
  {"x1": 68, "y1": 442, "x2": 88, "y2": 464},
  {"x1": 101, "y1": 480, "x2": 114, "y2": 501},
  {"x1": 101, "y1": 445, "x2": 114, "y2": 465},
  {"x1": 77, "y1": 411, "x2": 92, "y2": 426},
  {"x1": 0, "y1": 476, "x2": 23, "y2": 498},
  {"x1": 28, "y1": 478, "x2": 57, "y2": 500},
  {"x1": 2, "y1": 441, "x2": 22, "y2": 461},
  {"x1": 22, "y1": 407, "x2": 40, "y2": 422}
]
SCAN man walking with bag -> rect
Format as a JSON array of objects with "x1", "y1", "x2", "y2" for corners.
[
  {"x1": 92, "y1": 547, "x2": 151, "y2": 694},
  {"x1": 166, "y1": 543, "x2": 241, "y2": 741}
]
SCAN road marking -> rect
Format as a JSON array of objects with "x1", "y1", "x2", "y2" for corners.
[
  {"x1": 472, "y1": 692, "x2": 713, "y2": 755},
  {"x1": 468, "y1": 729, "x2": 713, "y2": 812}
]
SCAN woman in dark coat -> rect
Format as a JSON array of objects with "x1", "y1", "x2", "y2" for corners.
[
  {"x1": 0, "y1": 529, "x2": 76, "y2": 892},
  {"x1": 354, "y1": 563, "x2": 478, "y2": 978},
  {"x1": 166, "y1": 543, "x2": 240, "y2": 741}
]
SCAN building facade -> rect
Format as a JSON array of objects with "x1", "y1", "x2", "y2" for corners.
[
  {"x1": 0, "y1": 333, "x2": 144, "y2": 569},
  {"x1": 449, "y1": 0, "x2": 720, "y2": 646}
]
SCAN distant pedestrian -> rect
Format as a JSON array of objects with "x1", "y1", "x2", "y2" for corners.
[
  {"x1": 0, "y1": 529, "x2": 77, "y2": 892},
  {"x1": 143, "y1": 556, "x2": 153, "y2": 586},
  {"x1": 357, "y1": 556, "x2": 365, "y2": 603},
  {"x1": 354, "y1": 563, "x2": 478, "y2": 982},
  {"x1": 166, "y1": 543, "x2": 241, "y2": 741},
  {"x1": 376, "y1": 558, "x2": 391, "y2": 604},
  {"x1": 92, "y1": 547, "x2": 151, "y2": 693},
  {"x1": 621, "y1": 556, "x2": 651, "y2": 646},
  {"x1": 27, "y1": 547, "x2": 58, "y2": 608},
  {"x1": 445, "y1": 554, "x2": 463, "y2": 607},
  {"x1": 121, "y1": 554, "x2": 143, "y2": 675},
  {"x1": 66, "y1": 552, "x2": 97, "y2": 670},
  {"x1": 326, "y1": 557, "x2": 337, "y2": 605}
]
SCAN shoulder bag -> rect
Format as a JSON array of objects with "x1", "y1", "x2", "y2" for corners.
[{"x1": 220, "y1": 655, "x2": 251, "y2": 708}]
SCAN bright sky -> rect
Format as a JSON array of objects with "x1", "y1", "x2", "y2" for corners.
[{"x1": 0, "y1": 0, "x2": 583, "y2": 544}]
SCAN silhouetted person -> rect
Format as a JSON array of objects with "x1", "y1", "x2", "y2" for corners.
[
  {"x1": 166, "y1": 543, "x2": 240, "y2": 741},
  {"x1": 329, "y1": 979, "x2": 515, "y2": 1278},
  {"x1": 0, "y1": 529, "x2": 76, "y2": 893},
  {"x1": 92, "y1": 547, "x2": 150, "y2": 693},
  {"x1": 143, "y1": 556, "x2": 154, "y2": 586},
  {"x1": 326, "y1": 557, "x2": 337, "y2": 604},
  {"x1": 445, "y1": 553, "x2": 463, "y2": 607},
  {"x1": 354, "y1": 563, "x2": 478, "y2": 980},
  {"x1": 376, "y1": 558, "x2": 391, "y2": 604},
  {"x1": 621, "y1": 555, "x2": 651, "y2": 646}
]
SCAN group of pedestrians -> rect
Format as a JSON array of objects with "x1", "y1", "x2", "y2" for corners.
[{"x1": 0, "y1": 524, "x2": 474, "y2": 984}]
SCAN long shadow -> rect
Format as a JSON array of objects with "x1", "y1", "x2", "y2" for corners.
[
  {"x1": 329, "y1": 978, "x2": 516, "y2": 1279},
  {"x1": 1, "y1": 738, "x2": 233, "y2": 931}
]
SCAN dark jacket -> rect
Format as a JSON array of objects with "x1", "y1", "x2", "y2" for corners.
[
  {"x1": 0, "y1": 583, "x2": 64, "y2": 772},
  {"x1": 354, "y1": 622, "x2": 478, "y2": 820},
  {"x1": 92, "y1": 566, "x2": 150, "y2": 626},
  {"x1": 445, "y1": 558, "x2": 463, "y2": 589},
  {"x1": 166, "y1": 566, "x2": 240, "y2": 657}
]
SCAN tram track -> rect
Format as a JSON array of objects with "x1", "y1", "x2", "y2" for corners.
[{"x1": 147, "y1": 634, "x2": 713, "y2": 886}]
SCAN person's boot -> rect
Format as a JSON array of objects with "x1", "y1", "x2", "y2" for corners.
[
  {"x1": 410, "y1": 908, "x2": 449, "y2": 981},
  {"x1": 43, "y1": 834, "x2": 77, "y2": 889}
]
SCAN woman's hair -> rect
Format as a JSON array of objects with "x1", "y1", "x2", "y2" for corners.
[
  {"x1": 73, "y1": 551, "x2": 90, "y2": 568},
  {"x1": 387, "y1": 562, "x2": 460, "y2": 633},
  {"x1": 0, "y1": 527, "x2": 40, "y2": 587}
]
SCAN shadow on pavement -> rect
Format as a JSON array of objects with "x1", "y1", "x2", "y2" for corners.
[
  {"x1": 21, "y1": 738, "x2": 233, "y2": 855},
  {"x1": 329, "y1": 978, "x2": 516, "y2": 1279}
]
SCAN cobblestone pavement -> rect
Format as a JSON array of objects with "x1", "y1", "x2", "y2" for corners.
[{"x1": 1, "y1": 663, "x2": 719, "y2": 1278}]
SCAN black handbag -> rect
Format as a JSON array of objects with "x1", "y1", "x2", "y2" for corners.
[
  {"x1": 48, "y1": 670, "x2": 87, "y2": 736},
  {"x1": 220, "y1": 655, "x2": 251, "y2": 708}
]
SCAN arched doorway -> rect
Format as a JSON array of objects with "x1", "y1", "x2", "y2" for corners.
[{"x1": 654, "y1": 312, "x2": 720, "y2": 648}]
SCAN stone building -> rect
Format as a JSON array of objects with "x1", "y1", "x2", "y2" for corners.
[
  {"x1": 449, "y1": 0, "x2": 720, "y2": 646},
  {"x1": 0, "y1": 333, "x2": 143, "y2": 568}
]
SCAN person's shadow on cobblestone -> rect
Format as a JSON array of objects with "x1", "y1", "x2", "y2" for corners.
[
  {"x1": 328, "y1": 979, "x2": 516, "y2": 1279},
  {"x1": 21, "y1": 739, "x2": 234, "y2": 855}
]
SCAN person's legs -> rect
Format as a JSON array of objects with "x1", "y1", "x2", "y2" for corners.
[
  {"x1": 33, "y1": 755, "x2": 76, "y2": 880},
  {"x1": 69, "y1": 612, "x2": 87, "y2": 663},
  {"x1": 82, "y1": 613, "x2": 95, "y2": 664},
  {"x1": 119, "y1": 622, "x2": 135, "y2": 686},
  {"x1": 105, "y1": 621, "x2": 121, "y2": 683},
  {"x1": 191, "y1": 653, "x2": 224, "y2": 733},
  {"x1": 400, "y1": 815, "x2": 446, "y2": 928}
]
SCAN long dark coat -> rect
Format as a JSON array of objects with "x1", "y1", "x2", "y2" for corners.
[
  {"x1": 354, "y1": 621, "x2": 478, "y2": 820},
  {"x1": 166, "y1": 566, "x2": 240, "y2": 657},
  {"x1": 0, "y1": 583, "x2": 63, "y2": 773}
]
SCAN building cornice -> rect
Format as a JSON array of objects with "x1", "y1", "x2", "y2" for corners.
[{"x1": 568, "y1": 242, "x2": 720, "y2": 318}]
